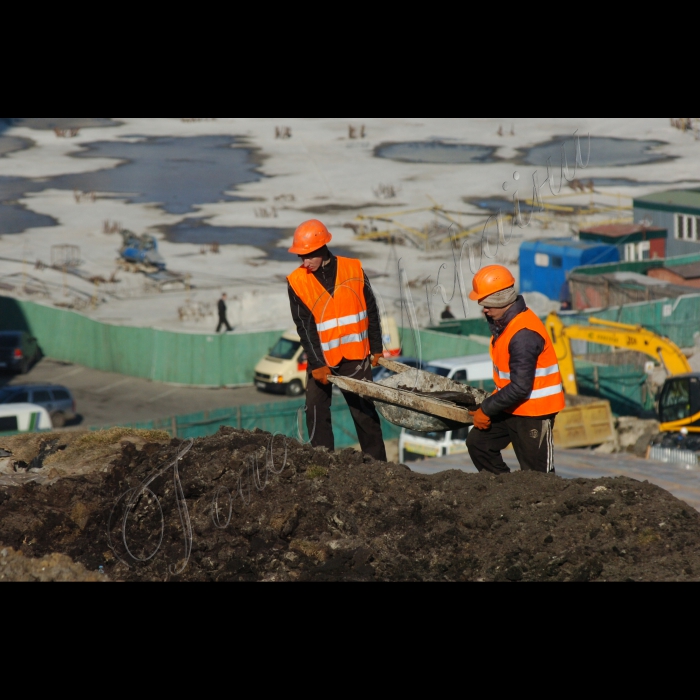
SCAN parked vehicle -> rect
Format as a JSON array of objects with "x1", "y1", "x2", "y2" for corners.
[
  {"x1": 254, "y1": 330, "x2": 309, "y2": 397},
  {"x1": 423, "y1": 354, "x2": 494, "y2": 386},
  {"x1": 0, "y1": 403, "x2": 52, "y2": 433},
  {"x1": 399, "y1": 426, "x2": 472, "y2": 463},
  {"x1": 0, "y1": 332, "x2": 41, "y2": 374},
  {"x1": 0, "y1": 384, "x2": 77, "y2": 428},
  {"x1": 255, "y1": 316, "x2": 401, "y2": 397}
]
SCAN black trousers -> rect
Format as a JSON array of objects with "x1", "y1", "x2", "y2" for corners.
[
  {"x1": 305, "y1": 358, "x2": 387, "y2": 462},
  {"x1": 217, "y1": 316, "x2": 233, "y2": 333},
  {"x1": 467, "y1": 413, "x2": 557, "y2": 475}
]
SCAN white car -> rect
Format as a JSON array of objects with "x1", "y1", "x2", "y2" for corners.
[
  {"x1": 0, "y1": 403, "x2": 53, "y2": 434},
  {"x1": 400, "y1": 426, "x2": 472, "y2": 464},
  {"x1": 423, "y1": 354, "x2": 494, "y2": 387}
]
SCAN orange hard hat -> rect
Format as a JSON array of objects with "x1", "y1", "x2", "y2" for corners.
[
  {"x1": 288, "y1": 219, "x2": 333, "y2": 255},
  {"x1": 469, "y1": 265, "x2": 516, "y2": 301}
]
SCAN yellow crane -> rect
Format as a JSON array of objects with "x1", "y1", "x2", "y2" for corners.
[{"x1": 545, "y1": 313, "x2": 698, "y2": 434}]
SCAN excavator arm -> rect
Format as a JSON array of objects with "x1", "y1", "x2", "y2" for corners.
[{"x1": 545, "y1": 313, "x2": 692, "y2": 396}]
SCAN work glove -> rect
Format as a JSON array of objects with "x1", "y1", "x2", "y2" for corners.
[
  {"x1": 312, "y1": 366, "x2": 332, "y2": 385},
  {"x1": 370, "y1": 354, "x2": 381, "y2": 368},
  {"x1": 469, "y1": 408, "x2": 492, "y2": 431}
]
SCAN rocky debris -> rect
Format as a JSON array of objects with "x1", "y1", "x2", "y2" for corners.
[
  {"x1": 0, "y1": 428, "x2": 170, "y2": 487},
  {"x1": 0, "y1": 547, "x2": 107, "y2": 582},
  {"x1": 595, "y1": 417, "x2": 660, "y2": 457},
  {"x1": 0, "y1": 427, "x2": 699, "y2": 582}
]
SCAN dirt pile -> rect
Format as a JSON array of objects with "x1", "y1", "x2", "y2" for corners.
[
  {"x1": 0, "y1": 427, "x2": 699, "y2": 582},
  {"x1": 0, "y1": 547, "x2": 107, "y2": 582}
]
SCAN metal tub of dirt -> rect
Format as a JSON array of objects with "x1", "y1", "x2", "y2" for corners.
[{"x1": 328, "y1": 359, "x2": 489, "y2": 433}]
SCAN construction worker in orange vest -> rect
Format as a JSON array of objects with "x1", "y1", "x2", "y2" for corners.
[
  {"x1": 466, "y1": 265, "x2": 565, "y2": 475},
  {"x1": 287, "y1": 220, "x2": 388, "y2": 462}
]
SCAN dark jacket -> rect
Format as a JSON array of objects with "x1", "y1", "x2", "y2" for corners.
[
  {"x1": 288, "y1": 253, "x2": 384, "y2": 371},
  {"x1": 218, "y1": 298, "x2": 227, "y2": 318},
  {"x1": 480, "y1": 296, "x2": 547, "y2": 417}
]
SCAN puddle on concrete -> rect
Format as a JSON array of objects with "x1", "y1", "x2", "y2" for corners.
[
  {"x1": 375, "y1": 141, "x2": 498, "y2": 164},
  {"x1": 160, "y1": 219, "x2": 365, "y2": 262},
  {"x1": 520, "y1": 136, "x2": 673, "y2": 168},
  {"x1": 466, "y1": 197, "x2": 543, "y2": 216},
  {"x1": 43, "y1": 135, "x2": 262, "y2": 215},
  {"x1": 161, "y1": 220, "x2": 297, "y2": 262},
  {"x1": 6, "y1": 118, "x2": 123, "y2": 130},
  {"x1": 0, "y1": 177, "x2": 58, "y2": 235},
  {"x1": 585, "y1": 177, "x2": 699, "y2": 188},
  {"x1": 303, "y1": 202, "x2": 402, "y2": 215},
  {"x1": 0, "y1": 136, "x2": 34, "y2": 158}
]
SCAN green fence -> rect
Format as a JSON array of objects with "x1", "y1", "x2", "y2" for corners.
[
  {"x1": 99, "y1": 399, "x2": 403, "y2": 449},
  {"x1": 427, "y1": 317, "x2": 492, "y2": 338},
  {"x1": 575, "y1": 362, "x2": 656, "y2": 417},
  {"x1": 399, "y1": 326, "x2": 490, "y2": 361},
  {"x1": 564, "y1": 294, "x2": 700, "y2": 351},
  {"x1": 0, "y1": 296, "x2": 284, "y2": 387}
]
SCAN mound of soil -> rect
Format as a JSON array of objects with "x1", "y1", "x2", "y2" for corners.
[
  {"x1": 0, "y1": 427, "x2": 699, "y2": 582},
  {"x1": 0, "y1": 547, "x2": 107, "y2": 582}
]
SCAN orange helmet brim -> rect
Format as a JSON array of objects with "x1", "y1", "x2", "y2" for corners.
[{"x1": 288, "y1": 235, "x2": 332, "y2": 256}]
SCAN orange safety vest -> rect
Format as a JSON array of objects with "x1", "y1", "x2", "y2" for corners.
[
  {"x1": 491, "y1": 309, "x2": 566, "y2": 417},
  {"x1": 288, "y1": 257, "x2": 370, "y2": 367}
]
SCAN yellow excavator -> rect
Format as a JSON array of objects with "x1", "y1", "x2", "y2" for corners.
[{"x1": 545, "y1": 313, "x2": 700, "y2": 436}]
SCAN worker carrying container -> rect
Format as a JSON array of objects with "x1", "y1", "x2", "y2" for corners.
[
  {"x1": 466, "y1": 265, "x2": 566, "y2": 476},
  {"x1": 255, "y1": 317, "x2": 400, "y2": 398},
  {"x1": 286, "y1": 220, "x2": 389, "y2": 462}
]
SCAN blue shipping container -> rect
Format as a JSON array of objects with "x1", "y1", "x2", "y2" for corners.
[{"x1": 520, "y1": 239, "x2": 619, "y2": 301}]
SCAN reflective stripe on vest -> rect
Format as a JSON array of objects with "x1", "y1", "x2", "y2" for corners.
[
  {"x1": 317, "y1": 310, "x2": 368, "y2": 333},
  {"x1": 490, "y1": 308, "x2": 566, "y2": 417},
  {"x1": 287, "y1": 258, "x2": 370, "y2": 366},
  {"x1": 495, "y1": 364, "x2": 561, "y2": 381},
  {"x1": 321, "y1": 331, "x2": 369, "y2": 352}
]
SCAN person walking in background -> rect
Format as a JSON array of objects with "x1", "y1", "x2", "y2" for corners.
[
  {"x1": 441, "y1": 305, "x2": 456, "y2": 320},
  {"x1": 217, "y1": 293, "x2": 233, "y2": 333},
  {"x1": 287, "y1": 219, "x2": 387, "y2": 462}
]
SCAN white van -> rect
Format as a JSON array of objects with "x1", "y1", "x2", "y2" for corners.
[
  {"x1": 399, "y1": 426, "x2": 472, "y2": 464},
  {"x1": 254, "y1": 316, "x2": 401, "y2": 397},
  {"x1": 0, "y1": 404, "x2": 53, "y2": 433},
  {"x1": 423, "y1": 354, "x2": 494, "y2": 388}
]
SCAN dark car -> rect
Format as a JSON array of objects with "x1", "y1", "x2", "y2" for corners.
[
  {"x1": 0, "y1": 332, "x2": 40, "y2": 374},
  {"x1": 0, "y1": 384, "x2": 76, "y2": 428}
]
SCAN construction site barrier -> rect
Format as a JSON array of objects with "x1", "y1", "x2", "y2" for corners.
[
  {"x1": 97, "y1": 398, "x2": 404, "y2": 448},
  {"x1": 398, "y1": 326, "x2": 490, "y2": 360},
  {"x1": 565, "y1": 293, "x2": 700, "y2": 353},
  {"x1": 575, "y1": 362, "x2": 655, "y2": 417},
  {"x1": 0, "y1": 296, "x2": 284, "y2": 387}
]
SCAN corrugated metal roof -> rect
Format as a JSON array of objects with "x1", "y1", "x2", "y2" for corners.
[
  {"x1": 580, "y1": 224, "x2": 666, "y2": 238},
  {"x1": 667, "y1": 262, "x2": 700, "y2": 280},
  {"x1": 634, "y1": 189, "x2": 700, "y2": 213}
]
